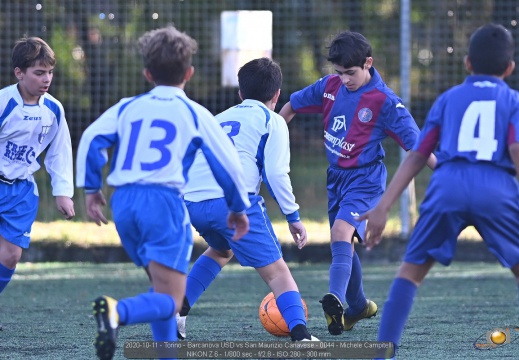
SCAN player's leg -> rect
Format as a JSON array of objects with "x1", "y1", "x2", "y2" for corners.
[
  {"x1": 377, "y1": 259, "x2": 435, "y2": 344},
  {"x1": 256, "y1": 259, "x2": 317, "y2": 341},
  {"x1": 324, "y1": 163, "x2": 385, "y2": 335},
  {"x1": 177, "y1": 246, "x2": 233, "y2": 339},
  {"x1": 230, "y1": 195, "x2": 317, "y2": 341},
  {"x1": 93, "y1": 185, "x2": 192, "y2": 360},
  {"x1": 0, "y1": 237, "x2": 21, "y2": 294},
  {"x1": 321, "y1": 219, "x2": 355, "y2": 335},
  {"x1": 177, "y1": 199, "x2": 235, "y2": 339},
  {"x1": 343, "y1": 244, "x2": 377, "y2": 331},
  {"x1": 0, "y1": 179, "x2": 38, "y2": 295},
  {"x1": 378, "y1": 163, "x2": 467, "y2": 357},
  {"x1": 512, "y1": 264, "x2": 519, "y2": 308}
]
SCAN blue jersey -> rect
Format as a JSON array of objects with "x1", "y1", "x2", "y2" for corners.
[
  {"x1": 76, "y1": 86, "x2": 250, "y2": 213},
  {"x1": 414, "y1": 75, "x2": 519, "y2": 173},
  {"x1": 289, "y1": 68, "x2": 420, "y2": 169}
]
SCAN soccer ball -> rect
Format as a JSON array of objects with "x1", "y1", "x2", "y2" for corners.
[{"x1": 258, "y1": 292, "x2": 308, "y2": 337}]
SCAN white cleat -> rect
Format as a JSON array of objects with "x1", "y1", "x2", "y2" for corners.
[{"x1": 176, "y1": 313, "x2": 186, "y2": 340}]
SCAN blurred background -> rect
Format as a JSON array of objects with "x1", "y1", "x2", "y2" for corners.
[{"x1": 1, "y1": 0, "x2": 517, "y2": 227}]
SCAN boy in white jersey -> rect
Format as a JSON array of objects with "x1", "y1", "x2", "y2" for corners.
[
  {"x1": 178, "y1": 57, "x2": 318, "y2": 342},
  {"x1": 76, "y1": 26, "x2": 250, "y2": 360},
  {"x1": 0, "y1": 37, "x2": 75, "y2": 297}
]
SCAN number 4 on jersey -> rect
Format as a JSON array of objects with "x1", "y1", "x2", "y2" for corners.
[{"x1": 457, "y1": 100, "x2": 498, "y2": 160}]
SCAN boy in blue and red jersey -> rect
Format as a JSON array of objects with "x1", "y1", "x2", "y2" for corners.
[
  {"x1": 358, "y1": 23, "x2": 519, "y2": 358},
  {"x1": 279, "y1": 31, "x2": 436, "y2": 336}
]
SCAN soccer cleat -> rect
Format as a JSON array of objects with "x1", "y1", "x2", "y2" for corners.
[
  {"x1": 176, "y1": 313, "x2": 187, "y2": 340},
  {"x1": 319, "y1": 293, "x2": 344, "y2": 335},
  {"x1": 343, "y1": 299, "x2": 378, "y2": 331},
  {"x1": 92, "y1": 296, "x2": 119, "y2": 360}
]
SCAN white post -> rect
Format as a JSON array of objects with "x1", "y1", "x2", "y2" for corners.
[
  {"x1": 220, "y1": 11, "x2": 273, "y2": 87},
  {"x1": 399, "y1": 0, "x2": 416, "y2": 237}
]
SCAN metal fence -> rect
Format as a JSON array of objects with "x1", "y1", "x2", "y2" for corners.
[{"x1": 0, "y1": 0, "x2": 517, "y2": 221}]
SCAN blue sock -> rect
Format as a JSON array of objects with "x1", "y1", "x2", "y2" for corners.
[
  {"x1": 378, "y1": 277, "x2": 417, "y2": 349},
  {"x1": 117, "y1": 292, "x2": 176, "y2": 325},
  {"x1": 276, "y1": 291, "x2": 306, "y2": 330},
  {"x1": 0, "y1": 262, "x2": 15, "y2": 294},
  {"x1": 151, "y1": 317, "x2": 178, "y2": 360},
  {"x1": 345, "y1": 251, "x2": 367, "y2": 315},
  {"x1": 185, "y1": 255, "x2": 222, "y2": 307},
  {"x1": 329, "y1": 241, "x2": 352, "y2": 304}
]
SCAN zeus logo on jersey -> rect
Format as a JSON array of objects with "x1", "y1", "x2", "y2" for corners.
[
  {"x1": 3, "y1": 141, "x2": 36, "y2": 165},
  {"x1": 23, "y1": 116, "x2": 42, "y2": 121}
]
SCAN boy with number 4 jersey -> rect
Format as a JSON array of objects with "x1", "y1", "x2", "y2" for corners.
[
  {"x1": 76, "y1": 26, "x2": 250, "y2": 360},
  {"x1": 358, "y1": 23, "x2": 519, "y2": 359}
]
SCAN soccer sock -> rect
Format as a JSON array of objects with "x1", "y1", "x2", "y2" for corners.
[
  {"x1": 345, "y1": 251, "x2": 367, "y2": 315},
  {"x1": 185, "y1": 255, "x2": 222, "y2": 308},
  {"x1": 329, "y1": 241, "x2": 353, "y2": 304},
  {"x1": 117, "y1": 292, "x2": 176, "y2": 325},
  {"x1": 0, "y1": 262, "x2": 15, "y2": 294},
  {"x1": 276, "y1": 290, "x2": 306, "y2": 331},
  {"x1": 377, "y1": 277, "x2": 417, "y2": 349}
]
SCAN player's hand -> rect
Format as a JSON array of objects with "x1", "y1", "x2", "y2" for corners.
[
  {"x1": 355, "y1": 207, "x2": 389, "y2": 250},
  {"x1": 227, "y1": 212, "x2": 249, "y2": 241},
  {"x1": 55, "y1": 196, "x2": 75, "y2": 220},
  {"x1": 288, "y1": 221, "x2": 307, "y2": 249},
  {"x1": 86, "y1": 191, "x2": 108, "y2": 226}
]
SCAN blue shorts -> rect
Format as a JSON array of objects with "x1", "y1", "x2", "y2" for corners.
[
  {"x1": 405, "y1": 162, "x2": 519, "y2": 268},
  {"x1": 327, "y1": 161, "x2": 386, "y2": 242},
  {"x1": 185, "y1": 195, "x2": 283, "y2": 268},
  {"x1": 0, "y1": 179, "x2": 38, "y2": 248},
  {"x1": 111, "y1": 184, "x2": 193, "y2": 273}
]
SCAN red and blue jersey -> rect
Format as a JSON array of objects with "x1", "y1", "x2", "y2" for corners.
[
  {"x1": 289, "y1": 68, "x2": 420, "y2": 169},
  {"x1": 414, "y1": 75, "x2": 519, "y2": 173}
]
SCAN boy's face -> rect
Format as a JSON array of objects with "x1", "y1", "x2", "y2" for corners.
[
  {"x1": 14, "y1": 61, "x2": 54, "y2": 101},
  {"x1": 333, "y1": 57, "x2": 373, "y2": 92}
]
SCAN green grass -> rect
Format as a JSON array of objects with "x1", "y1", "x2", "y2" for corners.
[{"x1": 1, "y1": 262, "x2": 517, "y2": 359}]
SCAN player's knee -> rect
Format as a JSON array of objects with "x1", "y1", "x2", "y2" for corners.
[{"x1": 0, "y1": 249, "x2": 22, "y2": 269}]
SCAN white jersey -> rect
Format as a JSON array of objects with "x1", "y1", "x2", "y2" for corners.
[
  {"x1": 0, "y1": 84, "x2": 73, "y2": 197},
  {"x1": 184, "y1": 99, "x2": 299, "y2": 221},
  {"x1": 76, "y1": 86, "x2": 250, "y2": 213}
]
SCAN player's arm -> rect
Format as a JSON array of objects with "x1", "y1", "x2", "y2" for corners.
[
  {"x1": 263, "y1": 115, "x2": 307, "y2": 248},
  {"x1": 509, "y1": 142, "x2": 519, "y2": 176},
  {"x1": 279, "y1": 101, "x2": 296, "y2": 124},
  {"x1": 76, "y1": 103, "x2": 120, "y2": 225},
  {"x1": 44, "y1": 105, "x2": 75, "y2": 220},
  {"x1": 356, "y1": 151, "x2": 428, "y2": 250}
]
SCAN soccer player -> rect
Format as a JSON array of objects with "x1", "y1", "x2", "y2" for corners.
[
  {"x1": 76, "y1": 26, "x2": 250, "y2": 360},
  {"x1": 0, "y1": 37, "x2": 75, "y2": 297},
  {"x1": 177, "y1": 57, "x2": 318, "y2": 342},
  {"x1": 357, "y1": 23, "x2": 519, "y2": 359},
  {"x1": 279, "y1": 31, "x2": 436, "y2": 335}
]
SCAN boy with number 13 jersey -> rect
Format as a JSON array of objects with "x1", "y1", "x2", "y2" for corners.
[{"x1": 76, "y1": 26, "x2": 249, "y2": 360}]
